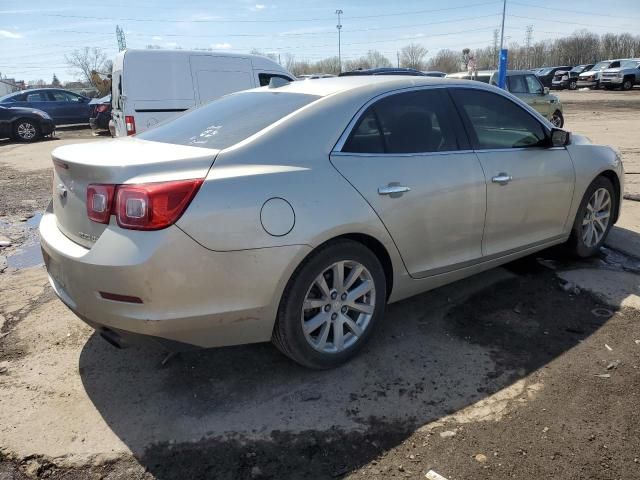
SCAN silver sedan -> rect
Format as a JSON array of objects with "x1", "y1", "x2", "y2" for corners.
[{"x1": 40, "y1": 76, "x2": 623, "y2": 369}]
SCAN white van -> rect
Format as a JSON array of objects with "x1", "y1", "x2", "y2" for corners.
[{"x1": 110, "y1": 49, "x2": 295, "y2": 137}]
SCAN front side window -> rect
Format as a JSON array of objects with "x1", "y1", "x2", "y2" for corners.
[
  {"x1": 342, "y1": 89, "x2": 460, "y2": 154},
  {"x1": 525, "y1": 75, "x2": 544, "y2": 94},
  {"x1": 451, "y1": 88, "x2": 546, "y2": 150}
]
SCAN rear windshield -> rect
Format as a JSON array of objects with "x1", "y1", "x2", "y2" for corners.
[{"x1": 137, "y1": 91, "x2": 320, "y2": 149}]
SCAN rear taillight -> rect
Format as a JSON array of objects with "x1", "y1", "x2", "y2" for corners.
[
  {"x1": 87, "y1": 184, "x2": 115, "y2": 224},
  {"x1": 86, "y1": 179, "x2": 203, "y2": 230},
  {"x1": 125, "y1": 115, "x2": 136, "y2": 135},
  {"x1": 96, "y1": 104, "x2": 108, "y2": 113}
]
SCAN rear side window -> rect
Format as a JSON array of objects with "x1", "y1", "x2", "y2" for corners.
[
  {"x1": 342, "y1": 89, "x2": 461, "y2": 154},
  {"x1": 26, "y1": 92, "x2": 48, "y2": 102},
  {"x1": 507, "y1": 75, "x2": 527, "y2": 93},
  {"x1": 451, "y1": 88, "x2": 546, "y2": 150},
  {"x1": 137, "y1": 91, "x2": 319, "y2": 149}
]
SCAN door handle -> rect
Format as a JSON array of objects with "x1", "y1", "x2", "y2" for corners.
[
  {"x1": 378, "y1": 184, "x2": 411, "y2": 196},
  {"x1": 491, "y1": 173, "x2": 513, "y2": 185}
]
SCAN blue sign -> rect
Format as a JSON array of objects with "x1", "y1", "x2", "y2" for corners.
[{"x1": 497, "y1": 49, "x2": 508, "y2": 89}]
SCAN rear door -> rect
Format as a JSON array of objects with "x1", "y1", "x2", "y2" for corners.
[
  {"x1": 190, "y1": 55, "x2": 254, "y2": 105},
  {"x1": 451, "y1": 87, "x2": 574, "y2": 256},
  {"x1": 330, "y1": 88, "x2": 487, "y2": 278},
  {"x1": 21, "y1": 91, "x2": 53, "y2": 119}
]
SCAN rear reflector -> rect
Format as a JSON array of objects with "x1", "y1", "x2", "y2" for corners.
[
  {"x1": 125, "y1": 115, "x2": 136, "y2": 135},
  {"x1": 86, "y1": 184, "x2": 115, "y2": 224},
  {"x1": 86, "y1": 179, "x2": 203, "y2": 230},
  {"x1": 99, "y1": 292, "x2": 143, "y2": 304}
]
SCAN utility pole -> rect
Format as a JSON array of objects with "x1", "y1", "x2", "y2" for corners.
[
  {"x1": 336, "y1": 9, "x2": 343, "y2": 73},
  {"x1": 497, "y1": 0, "x2": 508, "y2": 89},
  {"x1": 524, "y1": 25, "x2": 533, "y2": 69},
  {"x1": 116, "y1": 25, "x2": 127, "y2": 52}
]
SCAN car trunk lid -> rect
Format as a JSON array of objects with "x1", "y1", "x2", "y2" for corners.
[{"x1": 51, "y1": 138, "x2": 218, "y2": 248}]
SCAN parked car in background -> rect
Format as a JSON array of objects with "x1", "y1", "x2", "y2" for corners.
[
  {"x1": 422, "y1": 71, "x2": 447, "y2": 77},
  {"x1": 298, "y1": 73, "x2": 336, "y2": 79},
  {"x1": 577, "y1": 60, "x2": 622, "y2": 89},
  {"x1": 601, "y1": 59, "x2": 640, "y2": 90},
  {"x1": 551, "y1": 64, "x2": 595, "y2": 90},
  {"x1": 0, "y1": 88, "x2": 91, "y2": 125},
  {"x1": 41, "y1": 76, "x2": 622, "y2": 369},
  {"x1": 89, "y1": 95, "x2": 112, "y2": 135},
  {"x1": 0, "y1": 105, "x2": 55, "y2": 142},
  {"x1": 110, "y1": 49, "x2": 295, "y2": 137},
  {"x1": 446, "y1": 70, "x2": 564, "y2": 127},
  {"x1": 339, "y1": 67, "x2": 428, "y2": 76},
  {"x1": 535, "y1": 66, "x2": 573, "y2": 88}
]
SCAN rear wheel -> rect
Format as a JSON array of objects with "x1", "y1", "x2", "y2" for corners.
[
  {"x1": 567, "y1": 176, "x2": 616, "y2": 257},
  {"x1": 13, "y1": 119, "x2": 41, "y2": 142},
  {"x1": 550, "y1": 110, "x2": 564, "y2": 128},
  {"x1": 272, "y1": 239, "x2": 386, "y2": 369}
]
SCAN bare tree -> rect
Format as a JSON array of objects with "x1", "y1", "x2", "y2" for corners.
[
  {"x1": 400, "y1": 43, "x2": 428, "y2": 70},
  {"x1": 426, "y1": 49, "x2": 461, "y2": 73},
  {"x1": 65, "y1": 47, "x2": 111, "y2": 87}
]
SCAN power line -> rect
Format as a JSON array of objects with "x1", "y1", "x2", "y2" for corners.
[
  {"x1": 510, "y1": 1, "x2": 640, "y2": 21},
  {"x1": 34, "y1": 1, "x2": 501, "y2": 24}
]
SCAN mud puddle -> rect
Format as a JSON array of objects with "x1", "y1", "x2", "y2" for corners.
[{"x1": 1, "y1": 211, "x2": 44, "y2": 270}]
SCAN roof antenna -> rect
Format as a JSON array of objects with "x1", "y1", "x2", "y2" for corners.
[{"x1": 268, "y1": 77, "x2": 290, "y2": 88}]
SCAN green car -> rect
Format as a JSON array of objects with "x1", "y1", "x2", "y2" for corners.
[{"x1": 445, "y1": 70, "x2": 564, "y2": 127}]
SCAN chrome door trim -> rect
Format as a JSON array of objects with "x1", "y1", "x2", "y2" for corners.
[
  {"x1": 331, "y1": 149, "x2": 476, "y2": 158},
  {"x1": 411, "y1": 234, "x2": 566, "y2": 279},
  {"x1": 332, "y1": 82, "x2": 558, "y2": 155}
]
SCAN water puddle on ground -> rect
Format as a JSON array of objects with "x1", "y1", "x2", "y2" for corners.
[{"x1": 3, "y1": 212, "x2": 44, "y2": 270}]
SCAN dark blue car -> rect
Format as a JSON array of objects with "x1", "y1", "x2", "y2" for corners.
[{"x1": 0, "y1": 88, "x2": 91, "y2": 125}]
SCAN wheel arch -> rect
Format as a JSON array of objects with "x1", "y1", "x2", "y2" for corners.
[{"x1": 598, "y1": 169, "x2": 622, "y2": 223}]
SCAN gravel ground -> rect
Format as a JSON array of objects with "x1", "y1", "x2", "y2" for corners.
[{"x1": 1, "y1": 93, "x2": 640, "y2": 480}]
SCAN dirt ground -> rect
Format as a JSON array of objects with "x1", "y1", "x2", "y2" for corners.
[{"x1": 1, "y1": 91, "x2": 640, "y2": 480}]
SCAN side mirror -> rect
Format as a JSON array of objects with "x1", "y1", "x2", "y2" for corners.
[
  {"x1": 543, "y1": 87, "x2": 550, "y2": 95},
  {"x1": 551, "y1": 128, "x2": 570, "y2": 147}
]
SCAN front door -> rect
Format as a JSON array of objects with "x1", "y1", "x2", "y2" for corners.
[
  {"x1": 451, "y1": 87, "x2": 574, "y2": 256},
  {"x1": 330, "y1": 88, "x2": 486, "y2": 278}
]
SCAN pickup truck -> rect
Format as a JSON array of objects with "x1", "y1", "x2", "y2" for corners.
[
  {"x1": 551, "y1": 64, "x2": 594, "y2": 90},
  {"x1": 577, "y1": 60, "x2": 622, "y2": 89},
  {"x1": 601, "y1": 59, "x2": 640, "y2": 90}
]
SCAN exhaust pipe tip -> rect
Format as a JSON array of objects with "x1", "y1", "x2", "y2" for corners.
[{"x1": 100, "y1": 328, "x2": 126, "y2": 349}]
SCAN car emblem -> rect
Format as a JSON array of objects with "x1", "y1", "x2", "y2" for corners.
[{"x1": 56, "y1": 184, "x2": 68, "y2": 199}]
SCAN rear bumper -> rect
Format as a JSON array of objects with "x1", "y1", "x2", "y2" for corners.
[
  {"x1": 40, "y1": 207, "x2": 310, "y2": 348},
  {"x1": 89, "y1": 113, "x2": 110, "y2": 131}
]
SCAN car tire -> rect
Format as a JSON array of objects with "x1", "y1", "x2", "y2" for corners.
[
  {"x1": 622, "y1": 79, "x2": 633, "y2": 91},
  {"x1": 550, "y1": 110, "x2": 564, "y2": 128},
  {"x1": 13, "y1": 119, "x2": 41, "y2": 142},
  {"x1": 568, "y1": 80, "x2": 577, "y2": 90},
  {"x1": 567, "y1": 176, "x2": 616, "y2": 258},
  {"x1": 272, "y1": 239, "x2": 386, "y2": 369}
]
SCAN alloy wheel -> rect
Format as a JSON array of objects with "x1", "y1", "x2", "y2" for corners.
[
  {"x1": 17, "y1": 122, "x2": 36, "y2": 140},
  {"x1": 568, "y1": 81, "x2": 577, "y2": 90},
  {"x1": 551, "y1": 113, "x2": 563, "y2": 128},
  {"x1": 301, "y1": 260, "x2": 375, "y2": 354},
  {"x1": 582, "y1": 187, "x2": 612, "y2": 248}
]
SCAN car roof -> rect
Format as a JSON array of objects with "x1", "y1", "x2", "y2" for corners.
[{"x1": 254, "y1": 75, "x2": 490, "y2": 98}]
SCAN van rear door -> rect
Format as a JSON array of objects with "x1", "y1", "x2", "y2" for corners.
[{"x1": 190, "y1": 55, "x2": 254, "y2": 105}]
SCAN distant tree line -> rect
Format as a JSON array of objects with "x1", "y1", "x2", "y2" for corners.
[{"x1": 257, "y1": 30, "x2": 640, "y2": 76}]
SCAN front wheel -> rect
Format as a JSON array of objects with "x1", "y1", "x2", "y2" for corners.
[
  {"x1": 272, "y1": 239, "x2": 386, "y2": 369},
  {"x1": 622, "y1": 79, "x2": 633, "y2": 91},
  {"x1": 550, "y1": 110, "x2": 564, "y2": 128},
  {"x1": 13, "y1": 119, "x2": 41, "y2": 142},
  {"x1": 568, "y1": 80, "x2": 577, "y2": 90},
  {"x1": 567, "y1": 176, "x2": 616, "y2": 257}
]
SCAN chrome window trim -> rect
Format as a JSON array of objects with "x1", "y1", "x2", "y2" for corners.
[
  {"x1": 331, "y1": 149, "x2": 476, "y2": 158},
  {"x1": 332, "y1": 82, "x2": 556, "y2": 155}
]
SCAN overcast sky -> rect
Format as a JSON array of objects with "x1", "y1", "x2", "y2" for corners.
[{"x1": 1, "y1": 0, "x2": 639, "y2": 82}]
